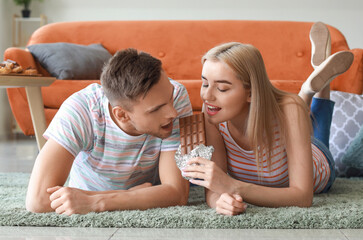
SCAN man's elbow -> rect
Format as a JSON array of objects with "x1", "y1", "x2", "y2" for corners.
[
  {"x1": 26, "y1": 201, "x2": 49, "y2": 213},
  {"x1": 26, "y1": 194, "x2": 53, "y2": 213},
  {"x1": 178, "y1": 193, "x2": 189, "y2": 206},
  {"x1": 173, "y1": 188, "x2": 189, "y2": 206},
  {"x1": 168, "y1": 184, "x2": 189, "y2": 206}
]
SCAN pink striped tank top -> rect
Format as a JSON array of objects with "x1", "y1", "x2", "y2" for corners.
[{"x1": 219, "y1": 122, "x2": 331, "y2": 193}]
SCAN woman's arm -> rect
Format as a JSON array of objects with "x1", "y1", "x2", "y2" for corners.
[
  {"x1": 183, "y1": 116, "x2": 246, "y2": 215},
  {"x1": 203, "y1": 118, "x2": 230, "y2": 208},
  {"x1": 229, "y1": 96, "x2": 314, "y2": 207}
]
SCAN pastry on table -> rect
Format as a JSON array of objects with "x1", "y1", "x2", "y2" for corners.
[{"x1": 0, "y1": 59, "x2": 38, "y2": 75}]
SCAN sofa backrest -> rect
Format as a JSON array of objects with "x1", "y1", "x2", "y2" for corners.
[{"x1": 27, "y1": 20, "x2": 350, "y2": 82}]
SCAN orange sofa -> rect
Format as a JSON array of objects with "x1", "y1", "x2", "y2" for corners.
[{"x1": 4, "y1": 20, "x2": 363, "y2": 136}]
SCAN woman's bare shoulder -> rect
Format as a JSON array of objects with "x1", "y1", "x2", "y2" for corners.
[{"x1": 280, "y1": 94, "x2": 308, "y2": 114}]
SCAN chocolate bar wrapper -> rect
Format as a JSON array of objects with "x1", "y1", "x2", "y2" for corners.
[{"x1": 175, "y1": 144, "x2": 214, "y2": 180}]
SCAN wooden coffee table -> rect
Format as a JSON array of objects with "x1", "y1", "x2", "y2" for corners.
[{"x1": 0, "y1": 75, "x2": 56, "y2": 150}]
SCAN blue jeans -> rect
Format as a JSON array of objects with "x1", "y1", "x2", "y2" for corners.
[{"x1": 310, "y1": 97, "x2": 336, "y2": 193}]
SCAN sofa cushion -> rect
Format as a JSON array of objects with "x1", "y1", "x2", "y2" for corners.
[
  {"x1": 329, "y1": 91, "x2": 363, "y2": 177},
  {"x1": 340, "y1": 124, "x2": 363, "y2": 176},
  {"x1": 27, "y1": 43, "x2": 111, "y2": 80}
]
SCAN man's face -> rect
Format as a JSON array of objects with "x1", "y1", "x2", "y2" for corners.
[{"x1": 122, "y1": 71, "x2": 177, "y2": 139}]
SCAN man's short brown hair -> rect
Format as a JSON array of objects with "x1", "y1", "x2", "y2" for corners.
[{"x1": 101, "y1": 48, "x2": 162, "y2": 110}]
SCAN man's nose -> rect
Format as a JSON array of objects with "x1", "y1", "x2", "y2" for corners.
[{"x1": 166, "y1": 103, "x2": 177, "y2": 119}]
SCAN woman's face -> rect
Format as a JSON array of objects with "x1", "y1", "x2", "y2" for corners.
[{"x1": 200, "y1": 59, "x2": 251, "y2": 125}]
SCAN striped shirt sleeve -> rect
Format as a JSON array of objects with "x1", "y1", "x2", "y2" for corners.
[{"x1": 44, "y1": 89, "x2": 94, "y2": 157}]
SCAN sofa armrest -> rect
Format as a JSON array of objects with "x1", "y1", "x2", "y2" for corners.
[
  {"x1": 4, "y1": 47, "x2": 52, "y2": 76},
  {"x1": 3, "y1": 47, "x2": 37, "y2": 69},
  {"x1": 332, "y1": 48, "x2": 363, "y2": 94}
]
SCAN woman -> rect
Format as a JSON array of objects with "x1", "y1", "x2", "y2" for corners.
[{"x1": 181, "y1": 22, "x2": 354, "y2": 215}]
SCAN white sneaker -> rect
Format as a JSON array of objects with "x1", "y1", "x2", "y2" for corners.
[
  {"x1": 310, "y1": 22, "x2": 331, "y2": 69},
  {"x1": 302, "y1": 51, "x2": 354, "y2": 94}
]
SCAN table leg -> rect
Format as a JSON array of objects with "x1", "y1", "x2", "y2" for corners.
[{"x1": 25, "y1": 86, "x2": 47, "y2": 150}]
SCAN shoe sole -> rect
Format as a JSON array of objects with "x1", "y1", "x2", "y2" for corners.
[
  {"x1": 310, "y1": 22, "x2": 331, "y2": 67},
  {"x1": 310, "y1": 51, "x2": 354, "y2": 92}
]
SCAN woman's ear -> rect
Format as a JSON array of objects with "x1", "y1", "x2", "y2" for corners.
[{"x1": 247, "y1": 89, "x2": 252, "y2": 103}]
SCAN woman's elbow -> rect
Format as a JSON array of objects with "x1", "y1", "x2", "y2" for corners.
[
  {"x1": 297, "y1": 192, "x2": 313, "y2": 208},
  {"x1": 298, "y1": 199, "x2": 313, "y2": 208}
]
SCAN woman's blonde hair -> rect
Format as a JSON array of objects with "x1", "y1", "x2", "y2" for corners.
[{"x1": 202, "y1": 42, "x2": 310, "y2": 173}]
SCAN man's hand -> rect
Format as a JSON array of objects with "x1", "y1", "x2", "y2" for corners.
[
  {"x1": 47, "y1": 182, "x2": 154, "y2": 216},
  {"x1": 215, "y1": 193, "x2": 247, "y2": 216},
  {"x1": 47, "y1": 186, "x2": 99, "y2": 216}
]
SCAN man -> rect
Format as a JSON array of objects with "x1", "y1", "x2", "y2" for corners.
[{"x1": 26, "y1": 48, "x2": 193, "y2": 216}]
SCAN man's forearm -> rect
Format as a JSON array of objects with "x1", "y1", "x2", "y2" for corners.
[{"x1": 93, "y1": 183, "x2": 189, "y2": 212}]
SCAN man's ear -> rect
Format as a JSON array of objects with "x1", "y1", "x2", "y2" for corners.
[{"x1": 112, "y1": 106, "x2": 130, "y2": 123}]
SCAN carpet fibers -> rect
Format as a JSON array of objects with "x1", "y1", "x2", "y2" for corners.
[{"x1": 0, "y1": 173, "x2": 362, "y2": 228}]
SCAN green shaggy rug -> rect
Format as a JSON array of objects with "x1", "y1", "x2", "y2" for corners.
[{"x1": 0, "y1": 173, "x2": 362, "y2": 229}]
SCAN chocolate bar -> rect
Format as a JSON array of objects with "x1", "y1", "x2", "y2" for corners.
[{"x1": 179, "y1": 113, "x2": 206, "y2": 155}]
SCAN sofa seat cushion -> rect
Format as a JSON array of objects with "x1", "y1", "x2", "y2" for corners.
[
  {"x1": 41, "y1": 79, "x2": 304, "y2": 111},
  {"x1": 42, "y1": 80, "x2": 100, "y2": 109}
]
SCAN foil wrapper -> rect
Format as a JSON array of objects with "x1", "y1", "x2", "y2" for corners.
[{"x1": 175, "y1": 144, "x2": 214, "y2": 180}]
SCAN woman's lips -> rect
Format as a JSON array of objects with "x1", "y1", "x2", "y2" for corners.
[{"x1": 205, "y1": 103, "x2": 221, "y2": 116}]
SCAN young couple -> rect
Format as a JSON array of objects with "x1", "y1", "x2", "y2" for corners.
[{"x1": 27, "y1": 22, "x2": 353, "y2": 216}]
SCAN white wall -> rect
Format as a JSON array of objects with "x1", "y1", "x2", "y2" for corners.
[
  {"x1": 31, "y1": 0, "x2": 363, "y2": 49},
  {"x1": 0, "y1": 0, "x2": 362, "y2": 138}
]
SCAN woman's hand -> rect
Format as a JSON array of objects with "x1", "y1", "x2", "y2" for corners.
[
  {"x1": 216, "y1": 193, "x2": 247, "y2": 216},
  {"x1": 181, "y1": 157, "x2": 233, "y2": 194}
]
